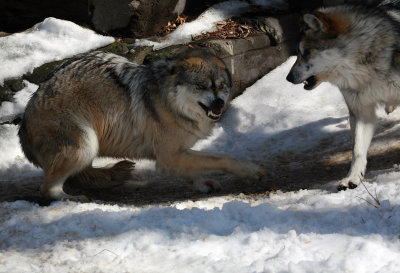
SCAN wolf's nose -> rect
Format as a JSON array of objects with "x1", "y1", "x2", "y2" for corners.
[
  {"x1": 286, "y1": 71, "x2": 295, "y2": 83},
  {"x1": 211, "y1": 98, "x2": 225, "y2": 111}
]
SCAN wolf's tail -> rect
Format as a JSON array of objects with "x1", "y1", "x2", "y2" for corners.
[{"x1": 66, "y1": 160, "x2": 135, "y2": 189}]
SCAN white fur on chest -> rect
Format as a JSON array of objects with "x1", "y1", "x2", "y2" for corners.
[{"x1": 341, "y1": 72, "x2": 400, "y2": 111}]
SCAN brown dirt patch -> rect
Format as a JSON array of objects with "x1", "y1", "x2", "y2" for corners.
[{"x1": 2, "y1": 130, "x2": 400, "y2": 207}]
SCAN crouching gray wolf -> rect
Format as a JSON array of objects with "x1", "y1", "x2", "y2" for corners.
[
  {"x1": 286, "y1": 3, "x2": 400, "y2": 190},
  {"x1": 19, "y1": 49, "x2": 266, "y2": 201}
]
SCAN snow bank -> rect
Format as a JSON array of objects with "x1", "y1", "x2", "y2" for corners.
[
  {"x1": 0, "y1": 177, "x2": 399, "y2": 273},
  {"x1": 0, "y1": 17, "x2": 114, "y2": 85}
]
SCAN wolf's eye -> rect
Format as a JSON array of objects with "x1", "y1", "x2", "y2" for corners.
[
  {"x1": 217, "y1": 83, "x2": 227, "y2": 90},
  {"x1": 196, "y1": 84, "x2": 207, "y2": 90},
  {"x1": 298, "y1": 46, "x2": 311, "y2": 59}
]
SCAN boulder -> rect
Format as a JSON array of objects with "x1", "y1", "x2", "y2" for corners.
[
  {"x1": 0, "y1": 79, "x2": 24, "y2": 102},
  {"x1": 89, "y1": 0, "x2": 185, "y2": 37},
  {"x1": 198, "y1": 13, "x2": 299, "y2": 97},
  {"x1": 0, "y1": 0, "x2": 89, "y2": 33},
  {"x1": 89, "y1": 0, "x2": 132, "y2": 33},
  {"x1": 0, "y1": 0, "x2": 185, "y2": 38}
]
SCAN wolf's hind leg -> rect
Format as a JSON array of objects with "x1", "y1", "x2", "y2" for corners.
[
  {"x1": 67, "y1": 160, "x2": 135, "y2": 189},
  {"x1": 41, "y1": 175, "x2": 89, "y2": 202},
  {"x1": 40, "y1": 147, "x2": 94, "y2": 201},
  {"x1": 40, "y1": 123, "x2": 100, "y2": 201}
]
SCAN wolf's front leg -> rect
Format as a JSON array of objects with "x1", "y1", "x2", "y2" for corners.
[
  {"x1": 156, "y1": 149, "x2": 267, "y2": 192},
  {"x1": 337, "y1": 108, "x2": 376, "y2": 190}
]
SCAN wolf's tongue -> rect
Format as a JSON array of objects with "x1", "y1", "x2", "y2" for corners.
[{"x1": 211, "y1": 108, "x2": 221, "y2": 115}]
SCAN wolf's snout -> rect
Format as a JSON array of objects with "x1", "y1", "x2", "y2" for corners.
[
  {"x1": 286, "y1": 70, "x2": 297, "y2": 84},
  {"x1": 199, "y1": 98, "x2": 225, "y2": 121},
  {"x1": 210, "y1": 98, "x2": 225, "y2": 112}
]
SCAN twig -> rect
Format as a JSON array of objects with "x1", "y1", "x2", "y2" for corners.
[
  {"x1": 356, "y1": 195, "x2": 380, "y2": 208},
  {"x1": 361, "y1": 181, "x2": 380, "y2": 207},
  {"x1": 91, "y1": 249, "x2": 120, "y2": 258}
]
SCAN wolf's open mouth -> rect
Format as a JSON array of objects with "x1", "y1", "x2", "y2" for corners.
[
  {"x1": 303, "y1": 75, "x2": 318, "y2": 90},
  {"x1": 198, "y1": 102, "x2": 222, "y2": 121}
]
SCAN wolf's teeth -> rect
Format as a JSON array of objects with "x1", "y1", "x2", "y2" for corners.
[
  {"x1": 304, "y1": 80, "x2": 308, "y2": 85},
  {"x1": 208, "y1": 110, "x2": 220, "y2": 118}
]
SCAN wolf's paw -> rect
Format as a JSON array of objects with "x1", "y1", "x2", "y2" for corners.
[
  {"x1": 55, "y1": 193, "x2": 90, "y2": 203},
  {"x1": 64, "y1": 194, "x2": 90, "y2": 203},
  {"x1": 44, "y1": 193, "x2": 90, "y2": 203},
  {"x1": 337, "y1": 177, "x2": 361, "y2": 191},
  {"x1": 41, "y1": 185, "x2": 90, "y2": 202},
  {"x1": 238, "y1": 161, "x2": 268, "y2": 181},
  {"x1": 193, "y1": 178, "x2": 222, "y2": 193}
]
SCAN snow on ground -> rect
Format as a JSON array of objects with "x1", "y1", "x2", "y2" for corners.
[
  {"x1": 0, "y1": 17, "x2": 114, "y2": 85},
  {"x1": 1, "y1": 10, "x2": 400, "y2": 273},
  {"x1": 0, "y1": 179, "x2": 400, "y2": 273}
]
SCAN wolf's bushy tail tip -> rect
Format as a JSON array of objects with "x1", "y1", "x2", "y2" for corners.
[{"x1": 67, "y1": 160, "x2": 135, "y2": 189}]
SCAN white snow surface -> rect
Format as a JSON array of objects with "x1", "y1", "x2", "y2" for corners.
[
  {"x1": 135, "y1": 0, "x2": 288, "y2": 50},
  {"x1": 0, "y1": 17, "x2": 114, "y2": 85},
  {"x1": 1, "y1": 15, "x2": 400, "y2": 273}
]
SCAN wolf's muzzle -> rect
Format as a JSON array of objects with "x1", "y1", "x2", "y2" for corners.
[
  {"x1": 198, "y1": 98, "x2": 225, "y2": 121},
  {"x1": 286, "y1": 71, "x2": 297, "y2": 84},
  {"x1": 210, "y1": 98, "x2": 225, "y2": 113}
]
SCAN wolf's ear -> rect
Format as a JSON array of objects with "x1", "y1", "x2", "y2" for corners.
[
  {"x1": 165, "y1": 58, "x2": 185, "y2": 75},
  {"x1": 303, "y1": 13, "x2": 326, "y2": 33},
  {"x1": 303, "y1": 12, "x2": 348, "y2": 36}
]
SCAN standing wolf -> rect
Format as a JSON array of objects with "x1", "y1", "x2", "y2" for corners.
[
  {"x1": 286, "y1": 3, "x2": 400, "y2": 190},
  {"x1": 19, "y1": 48, "x2": 265, "y2": 201}
]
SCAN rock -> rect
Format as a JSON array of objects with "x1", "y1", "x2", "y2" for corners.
[
  {"x1": 183, "y1": 0, "x2": 225, "y2": 18},
  {"x1": 198, "y1": 13, "x2": 299, "y2": 97},
  {"x1": 97, "y1": 41, "x2": 130, "y2": 55},
  {"x1": 89, "y1": 0, "x2": 132, "y2": 33},
  {"x1": 89, "y1": 0, "x2": 185, "y2": 37},
  {"x1": 23, "y1": 61, "x2": 63, "y2": 85},
  {"x1": 287, "y1": 0, "x2": 323, "y2": 9},
  {"x1": 126, "y1": 46, "x2": 155, "y2": 64},
  {"x1": 0, "y1": 0, "x2": 89, "y2": 33},
  {"x1": 98, "y1": 41, "x2": 153, "y2": 63},
  {"x1": 0, "y1": 79, "x2": 25, "y2": 125},
  {"x1": 143, "y1": 45, "x2": 187, "y2": 64},
  {"x1": 0, "y1": 79, "x2": 25, "y2": 102},
  {"x1": 128, "y1": 0, "x2": 184, "y2": 38},
  {"x1": 202, "y1": 35, "x2": 292, "y2": 97},
  {"x1": 1, "y1": 0, "x2": 185, "y2": 37}
]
